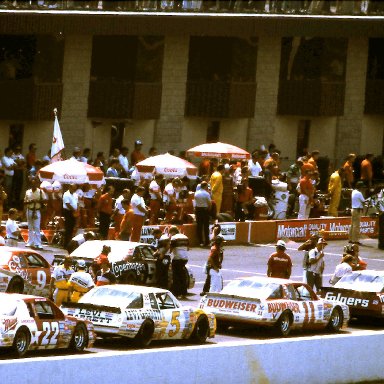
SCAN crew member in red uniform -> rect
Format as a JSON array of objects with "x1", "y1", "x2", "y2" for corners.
[
  {"x1": 97, "y1": 185, "x2": 115, "y2": 239},
  {"x1": 267, "y1": 240, "x2": 292, "y2": 279}
]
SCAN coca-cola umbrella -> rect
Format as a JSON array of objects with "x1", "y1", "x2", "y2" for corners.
[
  {"x1": 186, "y1": 142, "x2": 250, "y2": 160},
  {"x1": 136, "y1": 153, "x2": 197, "y2": 178},
  {"x1": 38, "y1": 158, "x2": 105, "y2": 186}
]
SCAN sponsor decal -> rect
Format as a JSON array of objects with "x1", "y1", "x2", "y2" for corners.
[
  {"x1": 2, "y1": 318, "x2": 17, "y2": 333},
  {"x1": 111, "y1": 261, "x2": 146, "y2": 277},
  {"x1": 78, "y1": 308, "x2": 114, "y2": 324},
  {"x1": 267, "y1": 302, "x2": 300, "y2": 314},
  {"x1": 125, "y1": 309, "x2": 162, "y2": 321},
  {"x1": 206, "y1": 298, "x2": 257, "y2": 312},
  {"x1": 324, "y1": 292, "x2": 369, "y2": 307},
  {"x1": 210, "y1": 224, "x2": 236, "y2": 241}
]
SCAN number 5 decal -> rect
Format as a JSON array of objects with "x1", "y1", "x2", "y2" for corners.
[
  {"x1": 168, "y1": 311, "x2": 180, "y2": 337},
  {"x1": 41, "y1": 322, "x2": 59, "y2": 345}
]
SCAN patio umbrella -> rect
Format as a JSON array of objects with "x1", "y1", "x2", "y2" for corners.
[
  {"x1": 38, "y1": 158, "x2": 105, "y2": 186},
  {"x1": 186, "y1": 142, "x2": 250, "y2": 160},
  {"x1": 136, "y1": 153, "x2": 197, "y2": 178}
]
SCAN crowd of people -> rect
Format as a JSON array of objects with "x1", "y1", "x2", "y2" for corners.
[{"x1": 1, "y1": 1, "x2": 383, "y2": 15}]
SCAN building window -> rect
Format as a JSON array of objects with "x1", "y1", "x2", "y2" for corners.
[
  {"x1": 296, "y1": 120, "x2": 310, "y2": 158},
  {"x1": 206, "y1": 121, "x2": 220, "y2": 143},
  {"x1": 367, "y1": 38, "x2": 384, "y2": 80}
]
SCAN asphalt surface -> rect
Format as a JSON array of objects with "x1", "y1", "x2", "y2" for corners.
[{"x1": 1, "y1": 235, "x2": 384, "y2": 359}]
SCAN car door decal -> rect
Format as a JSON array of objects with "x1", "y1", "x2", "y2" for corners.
[
  {"x1": 41, "y1": 321, "x2": 59, "y2": 345},
  {"x1": 168, "y1": 311, "x2": 180, "y2": 337},
  {"x1": 302, "y1": 302, "x2": 316, "y2": 325}
]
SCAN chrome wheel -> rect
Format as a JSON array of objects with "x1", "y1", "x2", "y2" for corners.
[
  {"x1": 13, "y1": 329, "x2": 30, "y2": 357},
  {"x1": 327, "y1": 308, "x2": 343, "y2": 332},
  {"x1": 70, "y1": 323, "x2": 88, "y2": 352}
]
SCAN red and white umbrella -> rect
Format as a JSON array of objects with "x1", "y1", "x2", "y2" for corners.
[
  {"x1": 38, "y1": 159, "x2": 105, "y2": 186},
  {"x1": 186, "y1": 142, "x2": 250, "y2": 160},
  {"x1": 136, "y1": 153, "x2": 197, "y2": 178}
]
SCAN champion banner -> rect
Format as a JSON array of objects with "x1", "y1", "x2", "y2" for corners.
[{"x1": 50, "y1": 110, "x2": 65, "y2": 162}]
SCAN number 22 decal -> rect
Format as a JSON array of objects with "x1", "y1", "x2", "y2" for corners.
[
  {"x1": 168, "y1": 311, "x2": 180, "y2": 337},
  {"x1": 41, "y1": 322, "x2": 59, "y2": 345}
]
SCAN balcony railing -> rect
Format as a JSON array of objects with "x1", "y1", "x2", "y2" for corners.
[
  {"x1": 277, "y1": 80, "x2": 345, "y2": 116},
  {"x1": 88, "y1": 79, "x2": 162, "y2": 119},
  {"x1": 0, "y1": 79, "x2": 63, "y2": 120},
  {"x1": 185, "y1": 81, "x2": 256, "y2": 118},
  {"x1": 365, "y1": 79, "x2": 384, "y2": 115}
]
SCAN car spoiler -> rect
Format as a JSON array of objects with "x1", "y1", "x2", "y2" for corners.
[
  {"x1": 204, "y1": 292, "x2": 261, "y2": 303},
  {"x1": 61, "y1": 301, "x2": 122, "y2": 314}
]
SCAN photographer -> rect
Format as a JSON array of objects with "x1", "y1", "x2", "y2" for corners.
[{"x1": 307, "y1": 238, "x2": 327, "y2": 292}]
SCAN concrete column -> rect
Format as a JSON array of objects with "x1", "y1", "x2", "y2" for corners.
[
  {"x1": 334, "y1": 37, "x2": 368, "y2": 166},
  {"x1": 154, "y1": 35, "x2": 189, "y2": 153},
  {"x1": 247, "y1": 36, "x2": 281, "y2": 153},
  {"x1": 60, "y1": 35, "x2": 93, "y2": 153}
]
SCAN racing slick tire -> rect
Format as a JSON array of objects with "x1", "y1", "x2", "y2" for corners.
[
  {"x1": 6, "y1": 276, "x2": 24, "y2": 294},
  {"x1": 191, "y1": 315, "x2": 209, "y2": 344},
  {"x1": 69, "y1": 323, "x2": 89, "y2": 352},
  {"x1": 326, "y1": 307, "x2": 343, "y2": 332},
  {"x1": 13, "y1": 327, "x2": 31, "y2": 357},
  {"x1": 134, "y1": 319, "x2": 154, "y2": 347},
  {"x1": 274, "y1": 310, "x2": 292, "y2": 337}
]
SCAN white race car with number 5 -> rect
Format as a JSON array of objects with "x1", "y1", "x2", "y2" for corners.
[
  {"x1": 0, "y1": 293, "x2": 95, "y2": 357},
  {"x1": 199, "y1": 276, "x2": 349, "y2": 336},
  {"x1": 62, "y1": 284, "x2": 216, "y2": 347}
]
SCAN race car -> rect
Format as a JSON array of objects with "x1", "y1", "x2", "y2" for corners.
[
  {"x1": 61, "y1": 284, "x2": 216, "y2": 347},
  {"x1": 53, "y1": 240, "x2": 195, "y2": 289},
  {"x1": 320, "y1": 270, "x2": 384, "y2": 319},
  {"x1": 0, "y1": 293, "x2": 95, "y2": 357},
  {"x1": 199, "y1": 276, "x2": 349, "y2": 336},
  {"x1": 0, "y1": 247, "x2": 53, "y2": 296}
]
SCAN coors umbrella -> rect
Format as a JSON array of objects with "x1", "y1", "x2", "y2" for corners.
[
  {"x1": 136, "y1": 153, "x2": 197, "y2": 178},
  {"x1": 38, "y1": 158, "x2": 105, "y2": 186},
  {"x1": 186, "y1": 142, "x2": 250, "y2": 160}
]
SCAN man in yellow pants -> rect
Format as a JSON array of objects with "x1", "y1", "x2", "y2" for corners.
[
  {"x1": 328, "y1": 168, "x2": 345, "y2": 217},
  {"x1": 210, "y1": 164, "x2": 224, "y2": 214},
  {"x1": 68, "y1": 259, "x2": 94, "y2": 302},
  {"x1": 49, "y1": 256, "x2": 74, "y2": 306}
]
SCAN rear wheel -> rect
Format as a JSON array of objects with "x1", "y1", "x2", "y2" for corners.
[
  {"x1": 70, "y1": 323, "x2": 88, "y2": 352},
  {"x1": 13, "y1": 328, "x2": 30, "y2": 357},
  {"x1": 191, "y1": 316, "x2": 209, "y2": 344},
  {"x1": 275, "y1": 311, "x2": 292, "y2": 337},
  {"x1": 327, "y1": 307, "x2": 343, "y2": 332},
  {"x1": 134, "y1": 319, "x2": 154, "y2": 347},
  {"x1": 6, "y1": 276, "x2": 24, "y2": 294}
]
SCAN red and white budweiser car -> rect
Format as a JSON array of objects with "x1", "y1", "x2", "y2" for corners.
[
  {"x1": 0, "y1": 293, "x2": 95, "y2": 357},
  {"x1": 320, "y1": 270, "x2": 384, "y2": 319},
  {"x1": 199, "y1": 276, "x2": 349, "y2": 336}
]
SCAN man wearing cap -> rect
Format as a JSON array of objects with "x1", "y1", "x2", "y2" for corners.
[
  {"x1": 349, "y1": 181, "x2": 366, "y2": 245},
  {"x1": 130, "y1": 140, "x2": 146, "y2": 166},
  {"x1": 267, "y1": 240, "x2": 292, "y2": 279},
  {"x1": 307, "y1": 238, "x2": 327, "y2": 291},
  {"x1": 130, "y1": 186, "x2": 148, "y2": 242},
  {"x1": 68, "y1": 260, "x2": 94, "y2": 302},
  {"x1": 49, "y1": 256, "x2": 74, "y2": 305}
]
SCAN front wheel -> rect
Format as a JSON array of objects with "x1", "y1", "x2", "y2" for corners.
[
  {"x1": 70, "y1": 323, "x2": 88, "y2": 352},
  {"x1": 134, "y1": 319, "x2": 154, "y2": 347},
  {"x1": 13, "y1": 328, "x2": 30, "y2": 357},
  {"x1": 274, "y1": 311, "x2": 292, "y2": 337},
  {"x1": 326, "y1": 307, "x2": 343, "y2": 332},
  {"x1": 191, "y1": 316, "x2": 209, "y2": 344}
]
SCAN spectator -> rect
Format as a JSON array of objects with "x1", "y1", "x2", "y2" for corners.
[
  {"x1": 208, "y1": 235, "x2": 224, "y2": 293},
  {"x1": 343, "y1": 153, "x2": 356, "y2": 188},
  {"x1": 119, "y1": 199, "x2": 133, "y2": 240},
  {"x1": 163, "y1": 178, "x2": 181, "y2": 222},
  {"x1": 267, "y1": 240, "x2": 292, "y2": 279},
  {"x1": 298, "y1": 233, "x2": 320, "y2": 283},
  {"x1": 67, "y1": 231, "x2": 96, "y2": 254},
  {"x1": 360, "y1": 153, "x2": 374, "y2": 188},
  {"x1": 2, "y1": 147, "x2": 16, "y2": 202},
  {"x1": 106, "y1": 159, "x2": 120, "y2": 177},
  {"x1": 113, "y1": 188, "x2": 131, "y2": 237},
  {"x1": 235, "y1": 180, "x2": 254, "y2": 221},
  {"x1": 70, "y1": 147, "x2": 82, "y2": 161},
  {"x1": 348, "y1": 181, "x2": 365, "y2": 245},
  {"x1": 130, "y1": 186, "x2": 148, "y2": 242},
  {"x1": 329, "y1": 254, "x2": 354, "y2": 286},
  {"x1": 248, "y1": 151, "x2": 262, "y2": 177},
  {"x1": 307, "y1": 238, "x2": 327, "y2": 292},
  {"x1": 62, "y1": 184, "x2": 78, "y2": 249},
  {"x1": 25, "y1": 143, "x2": 37, "y2": 173},
  {"x1": 221, "y1": 164, "x2": 234, "y2": 216},
  {"x1": 193, "y1": 180, "x2": 212, "y2": 247},
  {"x1": 298, "y1": 170, "x2": 314, "y2": 219},
  {"x1": 118, "y1": 146, "x2": 130, "y2": 177},
  {"x1": 210, "y1": 164, "x2": 225, "y2": 214},
  {"x1": 130, "y1": 140, "x2": 146, "y2": 166},
  {"x1": 12, "y1": 145, "x2": 25, "y2": 209},
  {"x1": 149, "y1": 174, "x2": 164, "y2": 225},
  {"x1": 153, "y1": 233, "x2": 171, "y2": 289},
  {"x1": 328, "y1": 168, "x2": 345, "y2": 217},
  {"x1": 80, "y1": 148, "x2": 91, "y2": 164},
  {"x1": 93, "y1": 151, "x2": 106, "y2": 173},
  {"x1": 5, "y1": 208, "x2": 21, "y2": 247},
  {"x1": 148, "y1": 146, "x2": 157, "y2": 157},
  {"x1": 97, "y1": 185, "x2": 115, "y2": 240},
  {"x1": 308, "y1": 149, "x2": 320, "y2": 171}
]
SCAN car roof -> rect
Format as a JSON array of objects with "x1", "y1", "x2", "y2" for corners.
[
  {"x1": 93, "y1": 284, "x2": 169, "y2": 295},
  {"x1": 0, "y1": 247, "x2": 40, "y2": 254},
  {"x1": 0, "y1": 293, "x2": 45, "y2": 301},
  {"x1": 234, "y1": 275, "x2": 297, "y2": 285},
  {"x1": 70, "y1": 240, "x2": 151, "y2": 260},
  {"x1": 350, "y1": 269, "x2": 384, "y2": 277}
]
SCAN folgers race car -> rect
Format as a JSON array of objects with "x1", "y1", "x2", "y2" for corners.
[
  {"x1": 199, "y1": 276, "x2": 349, "y2": 336},
  {"x1": 61, "y1": 284, "x2": 216, "y2": 347},
  {"x1": 320, "y1": 270, "x2": 384, "y2": 319},
  {"x1": 0, "y1": 293, "x2": 95, "y2": 357},
  {"x1": 53, "y1": 240, "x2": 195, "y2": 289},
  {"x1": 0, "y1": 247, "x2": 52, "y2": 296}
]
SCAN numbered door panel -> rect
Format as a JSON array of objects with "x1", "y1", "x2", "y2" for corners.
[
  {"x1": 20, "y1": 252, "x2": 51, "y2": 294},
  {"x1": 155, "y1": 292, "x2": 187, "y2": 340},
  {"x1": 294, "y1": 284, "x2": 324, "y2": 328},
  {"x1": 28, "y1": 300, "x2": 64, "y2": 349}
]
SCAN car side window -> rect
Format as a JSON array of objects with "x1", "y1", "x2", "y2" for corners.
[
  {"x1": 149, "y1": 293, "x2": 159, "y2": 310},
  {"x1": 156, "y1": 293, "x2": 176, "y2": 310},
  {"x1": 295, "y1": 285, "x2": 312, "y2": 301},
  {"x1": 285, "y1": 285, "x2": 297, "y2": 300},
  {"x1": 33, "y1": 301, "x2": 55, "y2": 320},
  {"x1": 24, "y1": 253, "x2": 47, "y2": 268}
]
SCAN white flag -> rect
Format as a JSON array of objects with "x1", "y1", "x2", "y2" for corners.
[{"x1": 51, "y1": 113, "x2": 65, "y2": 163}]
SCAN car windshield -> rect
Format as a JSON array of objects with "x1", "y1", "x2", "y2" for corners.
[
  {"x1": 80, "y1": 287, "x2": 143, "y2": 309},
  {"x1": 0, "y1": 297, "x2": 18, "y2": 316},
  {"x1": 336, "y1": 273, "x2": 384, "y2": 292},
  {"x1": 222, "y1": 279, "x2": 282, "y2": 299}
]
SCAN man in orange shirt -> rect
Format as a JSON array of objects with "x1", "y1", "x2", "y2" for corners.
[
  {"x1": 119, "y1": 199, "x2": 134, "y2": 240},
  {"x1": 308, "y1": 150, "x2": 320, "y2": 171},
  {"x1": 298, "y1": 170, "x2": 314, "y2": 219},
  {"x1": 235, "y1": 180, "x2": 254, "y2": 221},
  {"x1": 360, "y1": 153, "x2": 374, "y2": 188},
  {"x1": 97, "y1": 185, "x2": 115, "y2": 239},
  {"x1": 300, "y1": 156, "x2": 315, "y2": 175},
  {"x1": 343, "y1": 153, "x2": 356, "y2": 188}
]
